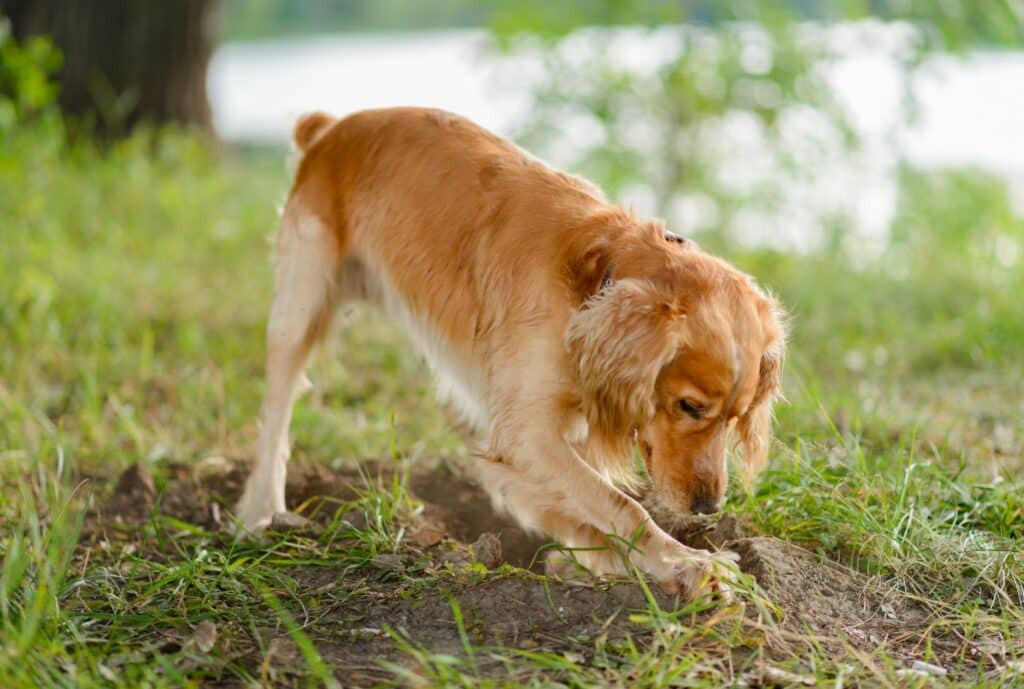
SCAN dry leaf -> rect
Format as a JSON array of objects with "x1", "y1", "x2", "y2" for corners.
[
  {"x1": 193, "y1": 620, "x2": 218, "y2": 653},
  {"x1": 410, "y1": 522, "x2": 446, "y2": 548}
]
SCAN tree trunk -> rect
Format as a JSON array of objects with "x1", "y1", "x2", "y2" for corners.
[{"x1": 3, "y1": 0, "x2": 220, "y2": 138}]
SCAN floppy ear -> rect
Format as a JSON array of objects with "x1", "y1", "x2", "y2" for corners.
[
  {"x1": 736, "y1": 294, "x2": 787, "y2": 484},
  {"x1": 565, "y1": 279, "x2": 684, "y2": 463}
]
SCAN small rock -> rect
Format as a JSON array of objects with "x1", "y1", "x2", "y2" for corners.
[
  {"x1": 269, "y1": 511, "x2": 318, "y2": 535},
  {"x1": 472, "y1": 532, "x2": 502, "y2": 568}
]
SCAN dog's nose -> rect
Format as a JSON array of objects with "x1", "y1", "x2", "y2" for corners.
[{"x1": 690, "y1": 494, "x2": 721, "y2": 515}]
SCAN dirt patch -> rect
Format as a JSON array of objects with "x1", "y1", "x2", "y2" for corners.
[
  {"x1": 78, "y1": 459, "x2": 985, "y2": 686},
  {"x1": 294, "y1": 573, "x2": 677, "y2": 687}
]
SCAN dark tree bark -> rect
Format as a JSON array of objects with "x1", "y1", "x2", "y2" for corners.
[{"x1": 2, "y1": 0, "x2": 220, "y2": 138}]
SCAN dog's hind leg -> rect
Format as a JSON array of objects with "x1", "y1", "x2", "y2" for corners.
[{"x1": 235, "y1": 207, "x2": 343, "y2": 532}]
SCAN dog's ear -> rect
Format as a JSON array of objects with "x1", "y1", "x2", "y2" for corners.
[
  {"x1": 568, "y1": 237, "x2": 613, "y2": 302},
  {"x1": 565, "y1": 279, "x2": 684, "y2": 460},
  {"x1": 736, "y1": 293, "x2": 786, "y2": 484}
]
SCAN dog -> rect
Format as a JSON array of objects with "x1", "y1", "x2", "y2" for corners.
[{"x1": 235, "y1": 107, "x2": 786, "y2": 598}]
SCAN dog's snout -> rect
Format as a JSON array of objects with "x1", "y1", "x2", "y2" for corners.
[{"x1": 690, "y1": 493, "x2": 722, "y2": 515}]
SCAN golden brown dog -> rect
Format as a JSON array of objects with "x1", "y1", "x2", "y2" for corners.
[{"x1": 235, "y1": 107, "x2": 786, "y2": 598}]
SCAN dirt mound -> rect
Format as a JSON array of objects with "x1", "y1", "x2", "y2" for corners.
[{"x1": 80, "y1": 459, "x2": 969, "y2": 685}]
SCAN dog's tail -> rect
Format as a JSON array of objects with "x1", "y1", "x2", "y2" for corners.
[{"x1": 293, "y1": 111, "x2": 335, "y2": 153}]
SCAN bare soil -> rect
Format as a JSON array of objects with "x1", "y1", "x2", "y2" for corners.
[{"x1": 79, "y1": 459, "x2": 989, "y2": 686}]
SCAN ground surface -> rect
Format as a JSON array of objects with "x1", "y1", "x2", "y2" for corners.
[{"x1": 75, "y1": 457, "x2": 1011, "y2": 687}]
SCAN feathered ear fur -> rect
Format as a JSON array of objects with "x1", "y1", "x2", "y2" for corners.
[
  {"x1": 736, "y1": 293, "x2": 787, "y2": 484},
  {"x1": 565, "y1": 279, "x2": 684, "y2": 479}
]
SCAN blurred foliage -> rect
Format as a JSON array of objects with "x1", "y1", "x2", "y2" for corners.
[
  {"x1": 221, "y1": 0, "x2": 494, "y2": 39},
  {"x1": 0, "y1": 21, "x2": 61, "y2": 132},
  {"x1": 764, "y1": 166, "x2": 1024, "y2": 377},
  {"x1": 486, "y1": 0, "x2": 1023, "y2": 249},
  {"x1": 489, "y1": 0, "x2": 1024, "y2": 46},
  {"x1": 222, "y1": 0, "x2": 1023, "y2": 45},
  {"x1": 840, "y1": 0, "x2": 1024, "y2": 48},
  {"x1": 494, "y1": 20, "x2": 855, "y2": 232}
]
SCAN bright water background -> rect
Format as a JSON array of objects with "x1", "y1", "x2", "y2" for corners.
[{"x1": 208, "y1": 27, "x2": 1024, "y2": 244}]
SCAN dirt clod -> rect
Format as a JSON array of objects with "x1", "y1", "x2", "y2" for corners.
[
  {"x1": 370, "y1": 553, "x2": 406, "y2": 573},
  {"x1": 471, "y1": 532, "x2": 502, "y2": 568},
  {"x1": 408, "y1": 519, "x2": 446, "y2": 548},
  {"x1": 269, "y1": 510, "x2": 318, "y2": 535}
]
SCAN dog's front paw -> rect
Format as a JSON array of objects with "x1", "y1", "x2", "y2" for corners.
[{"x1": 655, "y1": 548, "x2": 739, "y2": 601}]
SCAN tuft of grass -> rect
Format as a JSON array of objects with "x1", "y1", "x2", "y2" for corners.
[{"x1": 0, "y1": 455, "x2": 82, "y2": 687}]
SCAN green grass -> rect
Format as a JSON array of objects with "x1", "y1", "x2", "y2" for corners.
[{"x1": 1, "y1": 121, "x2": 1022, "y2": 687}]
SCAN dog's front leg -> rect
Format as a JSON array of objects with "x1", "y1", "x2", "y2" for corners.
[{"x1": 476, "y1": 425, "x2": 737, "y2": 599}]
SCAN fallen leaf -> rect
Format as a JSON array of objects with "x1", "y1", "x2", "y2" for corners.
[
  {"x1": 193, "y1": 620, "x2": 218, "y2": 653},
  {"x1": 410, "y1": 522, "x2": 446, "y2": 548}
]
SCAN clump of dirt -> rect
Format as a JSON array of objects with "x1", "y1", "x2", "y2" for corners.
[
  {"x1": 80, "y1": 458, "x2": 982, "y2": 685},
  {"x1": 408, "y1": 464, "x2": 548, "y2": 569}
]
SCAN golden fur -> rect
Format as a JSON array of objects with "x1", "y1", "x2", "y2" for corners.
[{"x1": 235, "y1": 107, "x2": 786, "y2": 597}]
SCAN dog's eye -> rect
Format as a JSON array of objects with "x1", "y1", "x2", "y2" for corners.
[{"x1": 678, "y1": 399, "x2": 705, "y2": 419}]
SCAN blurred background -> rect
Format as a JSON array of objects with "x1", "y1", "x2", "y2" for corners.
[{"x1": 1, "y1": 2, "x2": 1021, "y2": 474}]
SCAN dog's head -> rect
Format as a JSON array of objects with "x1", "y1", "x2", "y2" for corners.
[{"x1": 565, "y1": 224, "x2": 786, "y2": 515}]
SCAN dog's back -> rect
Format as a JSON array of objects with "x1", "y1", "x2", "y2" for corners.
[{"x1": 281, "y1": 108, "x2": 617, "y2": 400}]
